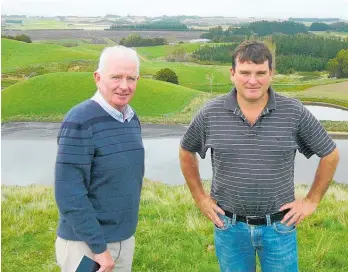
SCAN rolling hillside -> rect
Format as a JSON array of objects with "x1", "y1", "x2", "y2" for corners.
[
  {"x1": 1, "y1": 72, "x2": 199, "y2": 120},
  {"x1": 1, "y1": 39, "x2": 100, "y2": 72}
]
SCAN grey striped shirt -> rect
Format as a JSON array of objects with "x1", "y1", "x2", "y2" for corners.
[{"x1": 180, "y1": 88, "x2": 336, "y2": 216}]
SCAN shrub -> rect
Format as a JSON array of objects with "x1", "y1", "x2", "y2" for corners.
[
  {"x1": 14, "y1": 34, "x2": 32, "y2": 43},
  {"x1": 2, "y1": 34, "x2": 32, "y2": 43},
  {"x1": 154, "y1": 68, "x2": 179, "y2": 84}
]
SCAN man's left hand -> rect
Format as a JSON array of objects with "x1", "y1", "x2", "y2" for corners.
[{"x1": 279, "y1": 198, "x2": 318, "y2": 226}]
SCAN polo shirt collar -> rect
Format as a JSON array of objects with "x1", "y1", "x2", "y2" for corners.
[{"x1": 224, "y1": 87, "x2": 276, "y2": 112}]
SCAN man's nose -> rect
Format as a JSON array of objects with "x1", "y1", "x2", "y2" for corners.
[
  {"x1": 119, "y1": 78, "x2": 128, "y2": 89},
  {"x1": 248, "y1": 75, "x2": 258, "y2": 84}
]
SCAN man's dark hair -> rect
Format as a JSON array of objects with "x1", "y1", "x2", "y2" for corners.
[{"x1": 232, "y1": 41, "x2": 273, "y2": 70}]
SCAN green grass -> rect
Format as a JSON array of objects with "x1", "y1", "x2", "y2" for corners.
[
  {"x1": 136, "y1": 43, "x2": 202, "y2": 60},
  {"x1": 2, "y1": 72, "x2": 347, "y2": 131},
  {"x1": 320, "y1": 121, "x2": 348, "y2": 132},
  {"x1": 1, "y1": 77, "x2": 22, "y2": 88},
  {"x1": 34, "y1": 39, "x2": 90, "y2": 46},
  {"x1": 1, "y1": 181, "x2": 348, "y2": 271},
  {"x1": 35, "y1": 39, "x2": 117, "y2": 47},
  {"x1": 141, "y1": 61, "x2": 232, "y2": 92},
  {"x1": 2, "y1": 39, "x2": 345, "y2": 94},
  {"x1": 1, "y1": 39, "x2": 100, "y2": 72},
  {"x1": 1, "y1": 72, "x2": 198, "y2": 121},
  {"x1": 142, "y1": 62, "x2": 346, "y2": 93}
]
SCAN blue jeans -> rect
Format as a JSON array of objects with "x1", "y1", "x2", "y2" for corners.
[{"x1": 214, "y1": 213, "x2": 298, "y2": 272}]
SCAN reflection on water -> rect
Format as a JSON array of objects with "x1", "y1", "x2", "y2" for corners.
[
  {"x1": 1, "y1": 137, "x2": 347, "y2": 186},
  {"x1": 305, "y1": 106, "x2": 348, "y2": 121}
]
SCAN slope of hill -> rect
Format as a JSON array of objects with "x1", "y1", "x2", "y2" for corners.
[
  {"x1": 1, "y1": 72, "x2": 199, "y2": 120},
  {"x1": 1, "y1": 38, "x2": 100, "y2": 72}
]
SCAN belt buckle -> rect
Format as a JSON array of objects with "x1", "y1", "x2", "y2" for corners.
[{"x1": 245, "y1": 215, "x2": 259, "y2": 225}]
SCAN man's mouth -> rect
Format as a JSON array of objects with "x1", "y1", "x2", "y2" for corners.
[
  {"x1": 246, "y1": 88, "x2": 259, "y2": 91},
  {"x1": 115, "y1": 93, "x2": 129, "y2": 97}
]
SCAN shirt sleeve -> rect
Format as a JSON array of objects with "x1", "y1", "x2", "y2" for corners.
[
  {"x1": 55, "y1": 121, "x2": 107, "y2": 254},
  {"x1": 296, "y1": 106, "x2": 336, "y2": 159},
  {"x1": 180, "y1": 107, "x2": 208, "y2": 159}
]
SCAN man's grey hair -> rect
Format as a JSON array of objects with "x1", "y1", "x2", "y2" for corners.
[{"x1": 97, "y1": 45, "x2": 140, "y2": 76}]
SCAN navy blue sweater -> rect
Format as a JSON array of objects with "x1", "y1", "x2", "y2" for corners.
[{"x1": 55, "y1": 100, "x2": 144, "y2": 254}]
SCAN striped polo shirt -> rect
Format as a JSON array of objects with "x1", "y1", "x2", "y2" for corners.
[{"x1": 180, "y1": 88, "x2": 336, "y2": 216}]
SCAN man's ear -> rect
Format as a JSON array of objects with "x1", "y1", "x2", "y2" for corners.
[
  {"x1": 93, "y1": 71, "x2": 100, "y2": 85},
  {"x1": 269, "y1": 69, "x2": 273, "y2": 82},
  {"x1": 229, "y1": 68, "x2": 235, "y2": 82}
]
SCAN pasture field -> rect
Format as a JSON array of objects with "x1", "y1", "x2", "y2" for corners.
[
  {"x1": 2, "y1": 181, "x2": 348, "y2": 271},
  {"x1": 3, "y1": 39, "x2": 345, "y2": 92},
  {"x1": 136, "y1": 43, "x2": 202, "y2": 60},
  {"x1": 2, "y1": 38, "x2": 348, "y2": 126},
  {"x1": 1, "y1": 73, "x2": 199, "y2": 121},
  {"x1": 1, "y1": 39, "x2": 99, "y2": 73},
  {"x1": 35, "y1": 38, "x2": 118, "y2": 46}
]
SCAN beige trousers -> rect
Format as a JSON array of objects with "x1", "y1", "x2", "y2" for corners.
[{"x1": 55, "y1": 236, "x2": 135, "y2": 272}]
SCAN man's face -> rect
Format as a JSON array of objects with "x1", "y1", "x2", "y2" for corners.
[
  {"x1": 230, "y1": 58, "x2": 272, "y2": 103},
  {"x1": 94, "y1": 55, "x2": 139, "y2": 112}
]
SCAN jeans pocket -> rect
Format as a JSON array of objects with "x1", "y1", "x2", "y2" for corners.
[
  {"x1": 214, "y1": 214, "x2": 230, "y2": 231},
  {"x1": 273, "y1": 221, "x2": 296, "y2": 234}
]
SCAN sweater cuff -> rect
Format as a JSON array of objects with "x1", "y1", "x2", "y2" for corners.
[{"x1": 89, "y1": 242, "x2": 107, "y2": 254}]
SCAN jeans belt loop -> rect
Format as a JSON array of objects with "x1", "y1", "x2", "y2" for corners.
[
  {"x1": 232, "y1": 214, "x2": 237, "y2": 225},
  {"x1": 266, "y1": 214, "x2": 271, "y2": 226}
]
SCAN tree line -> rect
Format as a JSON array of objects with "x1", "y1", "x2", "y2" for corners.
[
  {"x1": 309, "y1": 22, "x2": 348, "y2": 32},
  {"x1": 200, "y1": 21, "x2": 308, "y2": 40},
  {"x1": 200, "y1": 21, "x2": 348, "y2": 42},
  {"x1": 119, "y1": 33, "x2": 167, "y2": 47},
  {"x1": 110, "y1": 20, "x2": 188, "y2": 31},
  {"x1": 192, "y1": 34, "x2": 348, "y2": 76},
  {"x1": 289, "y1": 18, "x2": 340, "y2": 22}
]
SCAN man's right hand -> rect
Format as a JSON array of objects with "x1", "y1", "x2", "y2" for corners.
[
  {"x1": 196, "y1": 194, "x2": 225, "y2": 228},
  {"x1": 95, "y1": 249, "x2": 115, "y2": 272}
]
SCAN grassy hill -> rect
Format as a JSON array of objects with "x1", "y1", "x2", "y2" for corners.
[
  {"x1": 1, "y1": 72, "x2": 199, "y2": 121},
  {"x1": 141, "y1": 61, "x2": 231, "y2": 92},
  {"x1": 136, "y1": 43, "x2": 202, "y2": 60},
  {"x1": 1, "y1": 39, "x2": 100, "y2": 72},
  {"x1": 2, "y1": 39, "x2": 346, "y2": 94}
]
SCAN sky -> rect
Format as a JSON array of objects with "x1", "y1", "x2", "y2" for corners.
[{"x1": 1, "y1": 0, "x2": 348, "y2": 19}]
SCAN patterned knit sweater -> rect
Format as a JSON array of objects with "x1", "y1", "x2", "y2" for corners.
[{"x1": 55, "y1": 99, "x2": 144, "y2": 254}]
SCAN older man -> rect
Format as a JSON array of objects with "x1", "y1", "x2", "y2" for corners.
[
  {"x1": 179, "y1": 41, "x2": 339, "y2": 271},
  {"x1": 55, "y1": 45, "x2": 144, "y2": 272}
]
